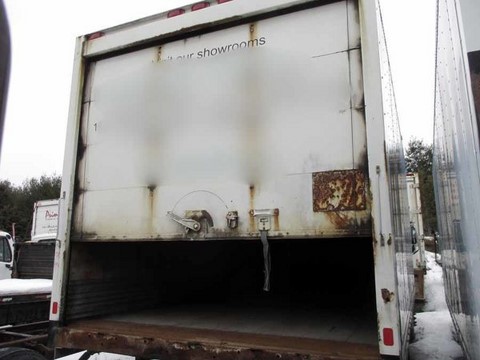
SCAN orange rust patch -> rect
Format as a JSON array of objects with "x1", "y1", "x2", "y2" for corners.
[{"x1": 312, "y1": 170, "x2": 366, "y2": 212}]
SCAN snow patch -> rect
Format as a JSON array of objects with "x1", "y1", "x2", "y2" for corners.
[
  {"x1": 0, "y1": 279, "x2": 52, "y2": 296},
  {"x1": 409, "y1": 251, "x2": 465, "y2": 359}
]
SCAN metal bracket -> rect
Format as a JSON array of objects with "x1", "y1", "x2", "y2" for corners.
[
  {"x1": 253, "y1": 209, "x2": 276, "y2": 231},
  {"x1": 253, "y1": 209, "x2": 276, "y2": 291},
  {"x1": 167, "y1": 211, "x2": 201, "y2": 233},
  {"x1": 226, "y1": 211, "x2": 239, "y2": 229}
]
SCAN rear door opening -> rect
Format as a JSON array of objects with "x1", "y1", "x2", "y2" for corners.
[{"x1": 59, "y1": 238, "x2": 378, "y2": 357}]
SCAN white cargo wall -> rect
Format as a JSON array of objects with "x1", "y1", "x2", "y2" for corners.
[
  {"x1": 73, "y1": 2, "x2": 368, "y2": 241},
  {"x1": 433, "y1": 0, "x2": 480, "y2": 359}
]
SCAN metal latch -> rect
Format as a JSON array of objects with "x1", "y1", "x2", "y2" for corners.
[
  {"x1": 253, "y1": 209, "x2": 276, "y2": 231},
  {"x1": 167, "y1": 211, "x2": 201, "y2": 233},
  {"x1": 226, "y1": 211, "x2": 239, "y2": 229}
]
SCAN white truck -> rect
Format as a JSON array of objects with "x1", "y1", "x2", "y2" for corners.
[
  {"x1": 31, "y1": 200, "x2": 59, "y2": 243},
  {"x1": 433, "y1": 0, "x2": 480, "y2": 359},
  {"x1": 9, "y1": 200, "x2": 58, "y2": 280},
  {"x1": 0, "y1": 204, "x2": 57, "y2": 358},
  {"x1": 0, "y1": 230, "x2": 13, "y2": 280},
  {"x1": 0, "y1": 230, "x2": 52, "y2": 358},
  {"x1": 50, "y1": 1, "x2": 415, "y2": 359},
  {"x1": 1, "y1": 198, "x2": 58, "y2": 281}
]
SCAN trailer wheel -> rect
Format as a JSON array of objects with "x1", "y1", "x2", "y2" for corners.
[{"x1": 0, "y1": 347, "x2": 47, "y2": 360}]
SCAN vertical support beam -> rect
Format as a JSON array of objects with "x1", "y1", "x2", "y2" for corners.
[{"x1": 358, "y1": 0, "x2": 401, "y2": 357}]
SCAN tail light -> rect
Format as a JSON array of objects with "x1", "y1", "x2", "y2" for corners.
[
  {"x1": 192, "y1": 2, "x2": 210, "y2": 11},
  {"x1": 167, "y1": 8, "x2": 186, "y2": 18},
  {"x1": 383, "y1": 328, "x2": 394, "y2": 346}
]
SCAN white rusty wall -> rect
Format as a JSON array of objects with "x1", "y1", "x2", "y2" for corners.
[{"x1": 74, "y1": 2, "x2": 369, "y2": 240}]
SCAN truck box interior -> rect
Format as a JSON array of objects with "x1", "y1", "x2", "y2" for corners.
[{"x1": 60, "y1": 238, "x2": 379, "y2": 358}]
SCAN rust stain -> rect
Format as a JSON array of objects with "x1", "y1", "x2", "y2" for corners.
[
  {"x1": 56, "y1": 320, "x2": 381, "y2": 360},
  {"x1": 273, "y1": 209, "x2": 280, "y2": 232},
  {"x1": 147, "y1": 185, "x2": 156, "y2": 214},
  {"x1": 323, "y1": 212, "x2": 371, "y2": 235},
  {"x1": 371, "y1": 217, "x2": 377, "y2": 261},
  {"x1": 325, "y1": 212, "x2": 355, "y2": 230},
  {"x1": 249, "y1": 185, "x2": 255, "y2": 208},
  {"x1": 381, "y1": 288, "x2": 394, "y2": 303},
  {"x1": 249, "y1": 185, "x2": 255, "y2": 231},
  {"x1": 157, "y1": 46, "x2": 162, "y2": 62},
  {"x1": 249, "y1": 23, "x2": 257, "y2": 43},
  {"x1": 312, "y1": 170, "x2": 366, "y2": 212},
  {"x1": 146, "y1": 185, "x2": 157, "y2": 234}
]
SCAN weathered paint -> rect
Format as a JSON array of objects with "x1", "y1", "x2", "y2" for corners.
[
  {"x1": 249, "y1": 23, "x2": 257, "y2": 44},
  {"x1": 325, "y1": 211, "x2": 361, "y2": 233},
  {"x1": 249, "y1": 185, "x2": 256, "y2": 232},
  {"x1": 82, "y1": 0, "x2": 341, "y2": 58}
]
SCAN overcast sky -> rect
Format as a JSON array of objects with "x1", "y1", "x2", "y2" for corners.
[{"x1": 0, "y1": 0, "x2": 436, "y2": 185}]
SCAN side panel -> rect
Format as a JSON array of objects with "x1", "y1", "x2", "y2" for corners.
[
  {"x1": 50, "y1": 36, "x2": 86, "y2": 323},
  {"x1": 361, "y1": 1, "x2": 414, "y2": 357},
  {"x1": 433, "y1": 1, "x2": 480, "y2": 359},
  {"x1": 73, "y1": 2, "x2": 369, "y2": 241}
]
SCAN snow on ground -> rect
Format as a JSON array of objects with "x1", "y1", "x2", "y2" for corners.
[
  {"x1": 57, "y1": 250, "x2": 466, "y2": 360},
  {"x1": 408, "y1": 251, "x2": 465, "y2": 360},
  {"x1": 0, "y1": 278, "x2": 52, "y2": 296},
  {"x1": 58, "y1": 351, "x2": 134, "y2": 360}
]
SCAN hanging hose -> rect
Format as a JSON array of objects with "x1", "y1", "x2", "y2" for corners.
[{"x1": 260, "y1": 230, "x2": 271, "y2": 292}]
